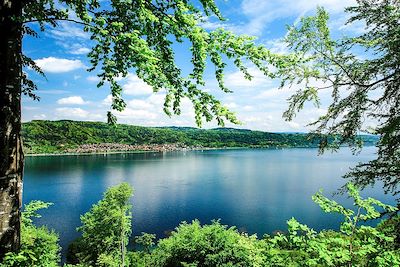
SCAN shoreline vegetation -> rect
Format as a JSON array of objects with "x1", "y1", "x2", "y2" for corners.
[{"x1": 22, "y1": 120, "x2": 379, "y2": 155}]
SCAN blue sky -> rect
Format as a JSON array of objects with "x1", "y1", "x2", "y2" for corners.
[{"x1": 23, "y1": 0, "x2": 364, "y2": 132}]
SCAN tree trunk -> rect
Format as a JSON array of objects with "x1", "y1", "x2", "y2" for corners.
[{"x1": 0, "y1": 0, "x2": 23, "y2": 259}]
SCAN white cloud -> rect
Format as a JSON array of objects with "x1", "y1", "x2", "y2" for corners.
[
  {"x1": 116, "y1": 108, "x2": 158, "y2": 120},
  {"x1": 102, "y1": 95, "x2": 113, "y2": 106},
  {"x1": 33, "y1": 114, "x2": 47, "y2": 120},
  {"x1": 57, "y1": 96, "x2": 87, "y2": 105},
  {"x1": 287, "y1": 121, "x2": 301, "y2": 130},
  {"x1": 122, "y1": 74, "x2": 153, "y2": 96},
  {"x1": 242, "y1": 105, "x2": 254, "y2": 111},
  {"x1": 34, "y1": 57, "x2": 85, "y2": 73},
  {"x1": 36, "y1": 89, "x2": 69, "y2": 95},
  {"x1": 237, "y1": 0, "x2": 357, "y2": 35},
  {"x1": 147, "y1": 93, "x2": 166, "y2": 106},
  {"x1": 266, "y1": 39, "x2": 290, "y2": 54},
  {"x1": 199, "y1": 16, "x2": 227, "y2": 30},
  {"x1": 87, "y1": 75, "x2": 100, "y2": 83},
  {"x1": 243, "y1": 116, "x2": 263, "y2": 123},
  {"x1": 225, "y1": 67, "x2": 271, "y2": 88},
  {"x1": 23, "y1": 106, "x2": 39, "y2": 111},
  {"x1": 69, "y1": 47, "x2": 91, "y2": 55},
  {"x1": 225, "y1": 102, "x2": 238, "y2": 109},
  {"x1": 56, "y1": 107, "x2": 89, "y2": 118},
  {"x1": 49, "y1": 21, "x2": 89, "y2": 40},
  {"x1": 127, "y1": 99, "x2": 154, "y2": 109},
  {"x1": 255, "y1": 86, "x2": 292, "y2": 99}
]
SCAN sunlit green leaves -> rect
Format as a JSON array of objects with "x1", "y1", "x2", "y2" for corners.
[
  {"x1": 1, "y1": 201, "x2": 60, "y2": 267},
  {"x1": 76, "y1": 183, "x2": 133, "y2": 266},
  {"x1": 21, "y1": 0, "x2": 292, "y2": 128}
]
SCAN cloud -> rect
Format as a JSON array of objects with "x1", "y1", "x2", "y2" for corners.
[
  {"x1": 237, "y1": 0, "x2": 357, "y2": 35},
  {"x1": 36, "y1": 89, "x2": 69, "y2": 95},
  {"x1": 49, "y1": 21, "x2": 90, "y2": 40},
  {"x1": 224, "y1": 67, "x2": 271, "y2": 88},
  {"x1": 255, "y1": 86, "x2": 293, "y2": 99},
  {"x1": 34, "y1": 57, "x2": 85, "y2": 73},
  {"x1": 225, "y1": 102, "x2": 238, "y2": 109},
  {"x1": 69, "y1": 46, "x2": 91, "y2": 55},
  {"x1": 57, "y1": 96, "x2": 87, "y2": 105},
  {"x1": 33, "y1": 114, "x2": 47, "y2": 120},
  {"x1": 102, "y1": 95, "x2": 113, "y2": 106},
  {"x1": 199, "y1": 16, "x2": 227, "y2": 30},
  {"x1": 48, "y1": 21, "x2": 92, "y2": 55},
  {"x1": 87, "y1": 75, "x2": 100, "y2": 83},
  {"x1": 116, "y1": 108, "x2": 158, "y2": 120},
  {"x1": 55, "y1": 107, "x2": 89, "y2": 118},
  {"x1": 127, "y1": 99, "x2": 154, "y2": 109},
  {"x1": 122, "y1": 74, "x2": 153, "y2": 96}
]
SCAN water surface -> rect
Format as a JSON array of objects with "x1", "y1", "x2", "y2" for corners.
[{"x1": 23, "y1": 147, "x2": 394, "y2": 256}]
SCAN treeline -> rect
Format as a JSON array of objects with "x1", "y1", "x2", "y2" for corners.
[
  {"x1": 2, "y1": 183, "x2": 399, "y2": 266},
  {"x1": 22, "y1": 120, "x2": 378, "y2": 154}
]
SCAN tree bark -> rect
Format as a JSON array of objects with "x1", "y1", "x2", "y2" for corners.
[{"x1": 0, "y1": 0, "x2": 23, "y2": 259}]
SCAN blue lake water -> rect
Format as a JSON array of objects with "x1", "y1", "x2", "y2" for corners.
[{"x1": 23, "y1": 147, "x2": 395, "y2": 257}]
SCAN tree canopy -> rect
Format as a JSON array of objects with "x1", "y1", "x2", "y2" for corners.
[
  {"x1": 276, "y1": 0, "x2": 400, "y2": 196},
  {"x1": 21, "y1": 0, "x2": 288, "y2": 126}
]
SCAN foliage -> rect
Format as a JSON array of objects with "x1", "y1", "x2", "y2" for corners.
[
  {"x1": 21, "y1": 120, "x2": 378, "y2": 154},
  {"x1": 148, "y1": 220, "x2": 265, "y2": 267},
  {"x1": 1, "y1": 201, "x2": 60, "y2": 267},
  {"x1": 20, "y1": 0, "x2": 289, "y2": 127},
  {"x1": 263, "y1": 183, "x2": 399, "y2": 266},
  {"x1": 72, "y1": 183, "x2": 133, "y2": 267},
  {"x1": 276, "y1": 1, "x2": 400, "y2": 195},
  {"x1": 135, "y1": 232, "x2": 156, "y2": 253},
  {"x1": 377, "y1": 214, "x2": 400, "y2": 250}
]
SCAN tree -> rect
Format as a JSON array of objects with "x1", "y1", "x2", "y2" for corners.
[
  {"x1": 0, "y1": 0, "x2": 286, "y2": 257},
  {"x1": 74, "y1": 183, "x2": 133, "y2": 267},
  {"x1": 276, "y1": 1, "x2": 400, "y2": 197}
]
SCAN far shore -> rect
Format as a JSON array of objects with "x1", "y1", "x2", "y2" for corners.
[
  {"x1": 24, "y1": 147, "x2": 208, "y2": 157},
  {"x1": 24, "y1": 145, "x2": 330, "y2": 157}
]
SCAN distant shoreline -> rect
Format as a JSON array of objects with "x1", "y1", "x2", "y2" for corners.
[
  {"x1": 22, "y1": 120, "x2": 378, "y2": 156},
  {"x1": 24, "y1": 147, "x2": 205, "y2": 157},
  {"x1": 24, "y1": 143, "x2": 379, "y2": 157},
  {"x1": 24, "y1": 146, "x2": 266, "y2": 157},
  {"x1": 24, "y1": 145, "x2": 343, "y2": 157}
]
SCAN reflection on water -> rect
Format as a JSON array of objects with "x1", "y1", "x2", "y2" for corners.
[{"x1": 23, "y1": 147, "x2": 394, "y2": 257}]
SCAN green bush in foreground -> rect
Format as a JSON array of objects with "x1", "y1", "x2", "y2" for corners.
[
  {"x1": 262, "y1": 184, "x2": 399, "y2": 266},
  {"x1": 2, "y1": 183, "x2": 398, "y2": 267},
  {"x1": 147, "y1": 220, "x2": 265, "y2": 267},
  {"x1": 1, "y1": 201, "x2": 60, "y2": 267}
]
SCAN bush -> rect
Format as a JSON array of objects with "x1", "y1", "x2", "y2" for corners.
[
  {"x1": 1, "y1": 201, "x2": 60, "y2": 267},
  {"x1": 148, "y1": 220, "x2": 265, "y2": 267}
]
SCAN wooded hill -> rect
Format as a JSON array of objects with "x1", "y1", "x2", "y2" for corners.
[{"x1": 21, "y1": 120, "x2": 378, "y2": 154}]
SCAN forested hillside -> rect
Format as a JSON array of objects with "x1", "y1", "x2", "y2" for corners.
[{"x1": 21, "y1": 120, "x2": 378, "y2": 154}]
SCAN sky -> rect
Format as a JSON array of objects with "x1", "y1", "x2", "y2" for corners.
[{"x1": 22, "y1": 0, "x2": 364, "y2": 132}]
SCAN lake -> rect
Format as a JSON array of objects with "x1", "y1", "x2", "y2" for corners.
[{"x1": 23, "y1": 147, "x2": 395, "y2": 257}]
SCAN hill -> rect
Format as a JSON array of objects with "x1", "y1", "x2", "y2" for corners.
[{"x1": 21, "y1": 120, "x2": 378, "y2": 154}]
